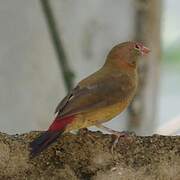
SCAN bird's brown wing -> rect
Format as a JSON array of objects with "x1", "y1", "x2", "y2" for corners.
[{"x1": 55, "y1": 72, "x2": 134, "y2": 118}]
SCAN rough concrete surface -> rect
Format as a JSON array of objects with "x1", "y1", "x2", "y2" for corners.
[{"x1": 0, "y1": 129, "x2": 179, "y2": 180}]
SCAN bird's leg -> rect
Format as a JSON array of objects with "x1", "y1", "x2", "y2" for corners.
[{"x1": 96, "y1": 124, "x2": 129, "y2": 153}]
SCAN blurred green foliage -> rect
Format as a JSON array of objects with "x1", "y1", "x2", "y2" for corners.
[{"x1": 163, "y1": 45, "x2": 180, "y2": 65}]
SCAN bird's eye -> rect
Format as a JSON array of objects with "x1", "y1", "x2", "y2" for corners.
[{"x1": 135, "y1": 44, "x2": 140, "y2": 50}]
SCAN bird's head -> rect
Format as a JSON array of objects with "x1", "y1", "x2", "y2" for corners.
[{"x1": 105, "y1": 41, "x2": 150, "y2": 69}]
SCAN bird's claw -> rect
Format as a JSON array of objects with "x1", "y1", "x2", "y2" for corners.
[
  {"x1": 95, "y1": 124, "x2": 132, "y2": 153},
  {"x1": 111, "y1": 131, "x2": 129, "y2": 154}
]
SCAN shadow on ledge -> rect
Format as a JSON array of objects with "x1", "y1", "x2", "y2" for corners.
[{"x1": 0, "y1": 129, "x2": 179, "y2": 180}]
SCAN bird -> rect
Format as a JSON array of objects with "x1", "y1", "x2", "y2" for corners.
[{"x1": 30, "y1": 41, "x2": 150, "y2": 156}]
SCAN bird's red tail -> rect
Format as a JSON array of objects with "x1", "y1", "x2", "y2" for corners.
[{"x1": 30, "y1": 115, "x2": 74, "y2": 157}]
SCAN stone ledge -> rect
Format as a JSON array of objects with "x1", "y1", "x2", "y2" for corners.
[{"x1": 0, "y1": 129, "x2": 179, "y2": 179}]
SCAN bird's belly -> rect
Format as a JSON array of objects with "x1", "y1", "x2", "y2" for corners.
[{"x1": 65, "y1": 99, "x2": 130, "y2": 132}]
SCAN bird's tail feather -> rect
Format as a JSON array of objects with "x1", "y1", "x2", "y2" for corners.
[
  {"x1": 30, "y1": 115, "x2": 74, "y2": 157},
  {"x1": 30, "y1": 131, "x2": 61, "y2": 157}
]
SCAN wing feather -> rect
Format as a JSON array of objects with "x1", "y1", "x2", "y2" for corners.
[{"x1": 55, "y1": 71, "x2": 134, "y2": 118}]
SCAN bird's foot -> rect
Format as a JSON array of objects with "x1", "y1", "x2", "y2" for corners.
[
  {"x1": 110, "y1": 131, "x2": 129, "y2": 154},
  {"x1": 96, "y1": 124, "x2": 130, "y2": 153}
]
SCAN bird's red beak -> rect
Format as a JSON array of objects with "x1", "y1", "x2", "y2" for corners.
[{"x1": 141, "y1": 46, "x2": 150, "y2": 56}]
